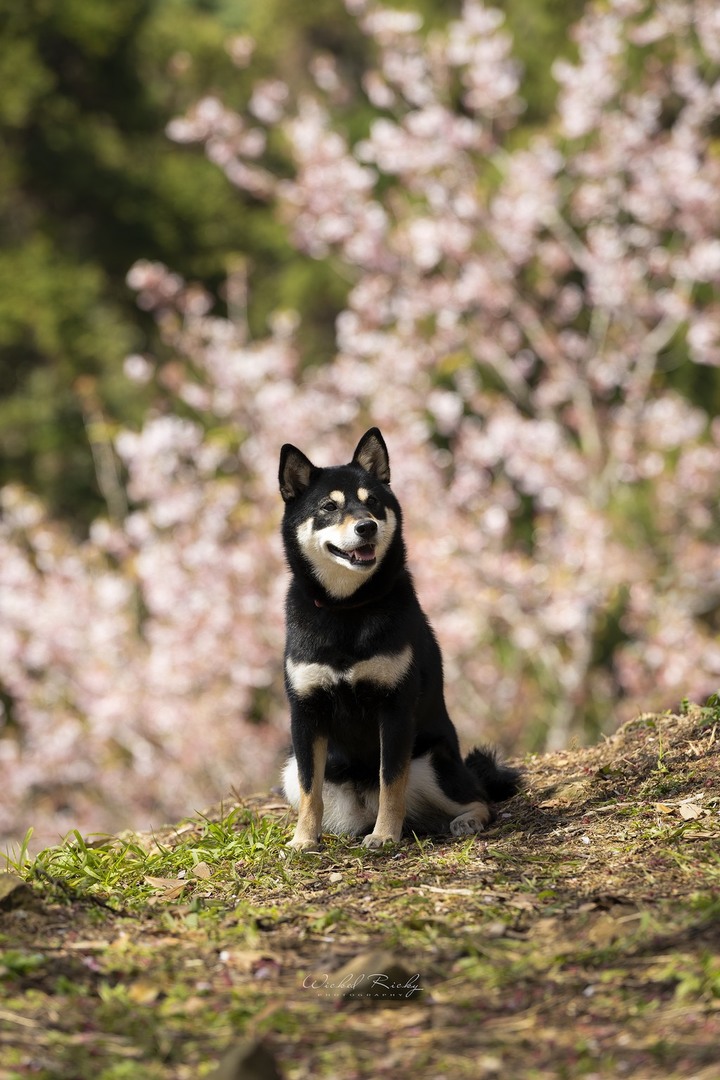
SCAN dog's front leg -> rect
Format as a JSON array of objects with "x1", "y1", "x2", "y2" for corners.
[
  {"x1": 364, "y1": 712, "x2": 412, "y2": 849},
  {"x1": 289, "y1": 727, "x2": 328, "y2": 852}
]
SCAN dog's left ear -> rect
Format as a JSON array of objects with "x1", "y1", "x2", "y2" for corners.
[
  {"x1": 279, "y1": 444, "x2": 316, "y2": 502},
  {"x1": 352, "y1": 428, "x2": 391, "y2": 484}
]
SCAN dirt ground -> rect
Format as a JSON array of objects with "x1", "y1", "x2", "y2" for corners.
[{"x1": 1, "y1": 705, "x2": 719, "y2": 1079}]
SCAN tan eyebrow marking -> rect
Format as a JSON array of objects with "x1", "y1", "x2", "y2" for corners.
[
  {"x1": 357, "y1": 487, "x2": 369, "y2": 502},
  {"x1": 328, "y1": 490, "x2": 345, "y2": 507}
]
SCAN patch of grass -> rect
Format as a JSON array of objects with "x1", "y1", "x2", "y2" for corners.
[
  {"x1": 24, "y1": 808, "x2": 293, "y2": 910},
  {"x1": 2, "y1": 707, "x2": 720, "y2": 1079}
]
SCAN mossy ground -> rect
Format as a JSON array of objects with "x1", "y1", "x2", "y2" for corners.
[{"x1": 2, "y1": 705, "x2": 719, "y2": 1079}]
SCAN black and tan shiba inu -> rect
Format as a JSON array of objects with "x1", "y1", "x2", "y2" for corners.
[{"x1": 278, "y1": 428, "x2": 520, "y2": 851}]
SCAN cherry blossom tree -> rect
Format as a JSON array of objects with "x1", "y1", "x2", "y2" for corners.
[
  {"x1": 167, "y1": 0, "x2": 720, "y2": 746},
  {"x1": 2, "y1": 0, "x2": 720, "y2": 849}
]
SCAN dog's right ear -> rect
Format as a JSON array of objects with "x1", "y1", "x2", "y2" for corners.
[{"x1": 279, "y1": 444, "x2": 316, "y2": 502}]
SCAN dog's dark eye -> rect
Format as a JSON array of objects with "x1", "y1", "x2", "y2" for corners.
[
  {"x1": 320, "y1": 500, "x2": 337, "y2": 513},
  {"x1": 365, "y1": 495, "x2": 381, "y2": 512}
]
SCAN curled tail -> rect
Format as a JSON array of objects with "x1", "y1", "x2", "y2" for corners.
[{"x1": 464, "y1": 746, "x2": 522, "y2": 802}]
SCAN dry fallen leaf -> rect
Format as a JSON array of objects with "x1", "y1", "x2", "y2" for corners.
[
  {"x1": 678, "y1": 802, "x2": 704, "y2": 821},
  {"x1": 144, "y1": 876, "x2": 189, "y2": 901},
  {"x1": 654, "y1": 801, "x2": 704, "y2": 820},
  {"x1": 192, "y1": 861, "x2": 212, "y2": 879},
  {"x1": 128, "y1": 980, "x2": 162, "y2": 1005},
  {"x1": 587, "y1": 913, "x2": 623, "y2": 947}
]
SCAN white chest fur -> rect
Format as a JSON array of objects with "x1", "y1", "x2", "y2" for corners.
[{"x1": 286, "y1": 645, "x2": 413, "y2": 697}]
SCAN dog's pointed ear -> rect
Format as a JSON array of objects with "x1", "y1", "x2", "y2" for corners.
[
  {"x1": 352, "y1": 428, "x2": 390, "y2": 483},
  {"x1": 279, "y1": 444, "x2": 316, "y2": 502}
]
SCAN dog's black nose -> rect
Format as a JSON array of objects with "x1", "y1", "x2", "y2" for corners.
[{"x1": 354, "y1": 519, "x2": 378, "y2": 540}]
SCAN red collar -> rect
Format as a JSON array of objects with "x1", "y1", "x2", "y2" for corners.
[{"x1": 313, "y1": 595, "x2": 375, "y2": 611}]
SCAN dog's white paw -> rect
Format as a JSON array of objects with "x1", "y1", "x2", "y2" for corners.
[
  {"x1": 362, "y1": 831, "x2": 398, "y2": 849},
  {"x1": 287, "y1": 835, "x2": 322, "y2": 852},
  {"x1": 450, "y1": 808, "x2": 490, "y2": 836}
]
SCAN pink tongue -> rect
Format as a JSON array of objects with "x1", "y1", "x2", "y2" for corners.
[{"x1": 351, "y1": 544, "x2": 376, "y2": 562}]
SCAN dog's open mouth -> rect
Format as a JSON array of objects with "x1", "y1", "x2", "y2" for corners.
[{"x1": 326, "y1": 542, "x2": 377, "y2": 566}]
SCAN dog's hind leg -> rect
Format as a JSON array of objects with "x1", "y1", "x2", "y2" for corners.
[
  {"x1": 402, "y1": 750, "x2": 493, "y2": 836},
  {"x1": 448, "y1": 803, "x2": 493, "y2": 835},
  {"x1": 288, "y1": 734, "x2": 328, "y2": 852},
  {"x1": 445, "y1": 747, "x2": 520, "y2": 834}
]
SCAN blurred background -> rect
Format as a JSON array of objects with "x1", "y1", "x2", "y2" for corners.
[{"x1": 1, "y1": 0, "x2": 719, "y2": 852}]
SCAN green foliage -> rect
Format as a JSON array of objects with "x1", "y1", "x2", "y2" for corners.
[
  {"x1": 0, "y1": 0, "x2": 254, "y2": 522},
  {"x1": 500, "y1": 0, "x2": 587, "y2": 123},
  {"x1": 0, "y1": 0, "x2": 594, "y2": 527}
]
